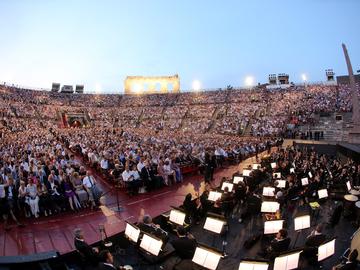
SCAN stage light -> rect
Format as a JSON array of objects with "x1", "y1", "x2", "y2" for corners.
[
  {"x1": 133, "y1": 83, "x2": 142, "y2": 94},
  {"x1": 301, "y1": 74, "x2": 307, "y2": 82},
  {"x1": 192, "y1": 80, "x2": 201, "y2": 91},
  {"x1": 245, "y1": 76, "x2": 255, "y2": 87}
]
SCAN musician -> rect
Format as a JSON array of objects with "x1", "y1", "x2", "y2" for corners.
[
  {"x1": 74, "y1": 228, "x2": 99, "y2": 264},
  {"x1": 332, "y1": 249, "x2": 358, "y2": 270},
  {"x1": 170, "y1": 226, "x2": 197, "y2": 259},
  {"x1": 138, "y1": 209, "x2": 168, "y2": 242},
  {"x1": 264, "y1": 229, "x2": 291, "y2": 259},
  {"x1": 305, "y1": 224, "x2": 326, "y2": 247},
  {"x1": 98, "y1": 249, "x2": 129, "y2": 270}
]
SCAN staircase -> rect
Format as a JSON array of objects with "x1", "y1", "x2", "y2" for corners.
[
  {"x1": 179, "y1": 106, "x2": 190, "y2": 129},
  {"x1": 242, "y1": 108, "x2": 262, "y2": 136},
  {"x1": 136, "y1": 108, "x2": 145, "y2": 128}
]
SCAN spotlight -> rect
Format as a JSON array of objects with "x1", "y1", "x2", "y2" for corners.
[
  {"x1": 192, "y1": 80, "x2": 201, "y2": 91},
  {"x1": 245, "y1": 76, "x2": 255, "y2": 87},
  {"x1": 301, "y1": 74, "x2": 307, "y2": 82}
]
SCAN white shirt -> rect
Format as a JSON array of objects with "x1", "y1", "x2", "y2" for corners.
[
  {"x1": 122, "y1": 170, "x2": 133, "y2": 182},
  {"x1": 137, "y1": 162, "x2": 145, "y2": 172},
  {"x1": 83, "y1": 176, "x2": 95, "y2": 188},
  {"x1": 100, "y1": 159, "x2": 109, "y2": 170}
]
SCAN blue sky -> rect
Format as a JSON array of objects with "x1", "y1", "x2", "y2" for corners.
[{"x1": 0, "y1": 0, "x2": 359, "y2": 93}]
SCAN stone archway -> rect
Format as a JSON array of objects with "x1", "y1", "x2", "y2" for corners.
[{"x1": 124, "y1": 74, "x2": 180, "y2": 94}]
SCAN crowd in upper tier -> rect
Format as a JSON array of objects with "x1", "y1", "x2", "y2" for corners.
[{"x1": 0, "y1": 82, "x2": 358, "y2": 224}]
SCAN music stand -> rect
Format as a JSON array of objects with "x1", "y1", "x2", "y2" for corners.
[
  {"x1": 208, "y1": 191, "x2": 222, "y2": 202},
  {"x1": 252, "y1": 163, "x2": 261, "y2": 170},
  {"x1": 318, "y1": 189, "x2": 328, "y2": 199},
  {"x1": 273, "y1": 249, "x2": 302, "y2": 270},
  {"x1": 293, "y1": 215, "x2": 310, "y2": 248},
  {"x1": 262, "y1": 187, "x2": 275, "y2": 197},
  {"x1": 169, "y1": 208, "x2": 186, "y2": 226},
  {"x1": 192, "y1": 245, "x2": 223, "y2": 270},
  {"x1": 204, "y1": 215, "x2": 226, "y2": 234},
  {"x1": 221, "y1": 182, "x2": 234, "y2": 192},
  {"x1": 261, "y1": 201, "x2": 280, "y2": 213},
  {"x1": 233, "y1": 176, "x2": 244, "y2": 184},
  {"x1": 124, "y1": 222, "x2": 141, "y2": 243},
  {"x1": 264, "y1": 219, "x2": 284, "y2": 235},
  {"x1": 318, "y1": 238, "x2": 336, "y2": 261},
  {"x1": 276, "y1": 180, "x2": 286, "y2": 188},
  {"x1": 243, "y1": 169, "x2": 251, "y2": 177},
  {"x1": 301, "y1": 177, "x2": 309, "y2": 186},
  {"x1": 273, "y1": 172, "x2": 281, "y2": 179},
  {"x1": 139, "y1": 232, "x2": 163, "y2": 256},
  {"x1": 271, "y1": 162, "x2": 277, "y2": 169},
  {"x1": 239, "y1": 259, "x2": 269, "y2": 270}
]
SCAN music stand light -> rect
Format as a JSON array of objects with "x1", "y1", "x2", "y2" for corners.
[
  {"x1": 139, "y1": 233, "x2": 163, "y2": 256},
  {"x1": 301, "y1": 177, "x2": 309, "y2": 186},
  {"x1": 221, "y1": 182, "x2": 234, "y2": 192},
  {"x1": 273, "y1": 250, "x2": 302, "y2": 270},
  {"x1": 262, "y1": 187, "x2": 275, "y2": 197},
  {"x1": 169, "y1": 209, "x2": 186, "y2": 226},
  {"x1": 276, "y1": 180, "x2": 286, "y2": 188},
  {"x1": 308, "y1": 172, "x2": 313, "y2": 178},
  {"x1": 192, "y1": 245, "x2": 222, "y2": 270},
  {"x1": 243, "y1": 169, "x2": 251, "y2": 177},
  {"x1": 239, "y1": 260, "x2": 269, "y2": 270},
  {"x1": 208, "y1": 191, "x2": 222, "y2": 202},
  {"x1": 271, "y1": 162, "x2": 277, "y2": 169},
  {"x1": 261, "y1": 201, "x2": 280, "y2": 213},
  {"x1": 124, "y1": 222, "x2": 141, "y2": 243},
  {"x1": 264, "y1": 220, "x2": 284, "y2": 235},
  {"x1": 204, "y1": 216, "x2": 226, "y2": 234},
  {"x1": 318, "y1": 189, "x2": 328, "y2": 199},
  {"x1": 233, "y1": 176, "x2": 244, "y2": 184},
  {"x1": 318, "y1": 238, "x2": 336, "y2": 261},
  {"x1": 273, "y1": 172, "x2": 281, "y2": 179}
]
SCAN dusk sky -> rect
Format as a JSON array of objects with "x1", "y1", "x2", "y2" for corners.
[{"x1": 0, "y1": 0, "x2": 359, "y2": 93}]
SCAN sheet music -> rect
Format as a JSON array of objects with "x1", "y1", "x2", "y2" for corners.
[
  {"x1": 125, "y1": 223, "x2": 140, "y2": 243},
  {"x1": 204, "y1": 217, "x2": 225, "y2": 234},
  {"x1": 264, "y1": 220, "x2": 284, "y2": 234},
  {"x1": 221, "y1": 182, "x2": 234, "y2": 192},
  {"x1": 294, "y1": 215, "x2": 310, "y2": 231},
  {"x1": 318, "y1": 239, "x2": 335, "y2": 261},
  {"x1": 318, "y1": 189, "x2": 328, "y2": 199},
  {"x1": 169, "y1": 209, "x2": 186, "y2": 225},
  {"x1": 261, "y1": 201, "x2": 280, "y2": 213},
  {"x1": 208, "y1": 191, "x2": 222, "y2": 202},
  {"x1": 263, "y1": 187, "x2": 275, "y2": 197},
  {"x1": 290, "y1": 168, "x2": 295, "y2": 174},
  {"x1": 346, "y1": 181, "x2": 351, "y2": 192},
  {"x1": 243, "y1": 169, "x2": 251, "y2": 177},
  {"x1": 273, "y1": 172, "x2": 281, "y2": 179},
  {"x1": 301, "y1": 177, "x2": 309, "y2": 186},
  {"x1": 239, "y1": 261, "x2": 269, "y2": 270},
  {"x1": 271, "y1": 162, "x2": 277, "y2": 169},
  {"x1": 276, "y1": 180, "x2": 286, "y2": 188},
  {"x1": 253, "y1": 164, "x2": 261, "y2": 170},
  {"x1": 140, "y1": 234, "x2": 162, "y2": 256},
  {"x1": 233, "y1": 176, "x2": 244, "y2": 184},
  {"x1": 274, "y1": 251, "x2": 301, "y2": 270},
  {"x1": 193, "y1": 247, "x2": 221, "y2": 270}
]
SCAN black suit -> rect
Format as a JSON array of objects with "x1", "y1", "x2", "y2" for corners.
[
  {"x1": 74, "y1": 238, "x2": 98, "y2": 264},
  {"x1": 336, "y1": 262, "x2": 358, "y2": 270},
  {"x1": 171, "y1": 236, "x2": 197, "y2": 259},
  {"x1": 140, "y1": 167, "x2": 161, "y2": 190},
  {"x1": 270, "y1": 237, "x2": 291, "y2": 254},
  {"x1": 305, "y1": 233, "x2": 326, "y2": 247},
  {"x1": 98, "y1": 263, "x2": 117, "y2": 270}
]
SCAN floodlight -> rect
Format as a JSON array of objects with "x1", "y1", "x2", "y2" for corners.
[
  {"x1": 192, "y1": 80, "x2": 201, "y2": 91},
  {"x1": 245, "y1": 76, "x2": 255, "y2": 87}
]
